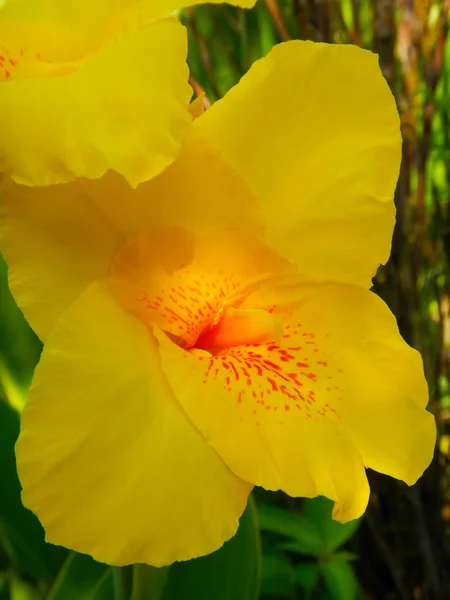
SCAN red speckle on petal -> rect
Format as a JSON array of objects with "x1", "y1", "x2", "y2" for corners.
[
  {"x1": 263, "y1": 360, "x2": 282, "y2": 371},
  {"x1": 0, "y1": 45, "x2": 35, "y2": 81},
  {"x1": 267, "y1": 378, "x2": 278, "y2": 392}
]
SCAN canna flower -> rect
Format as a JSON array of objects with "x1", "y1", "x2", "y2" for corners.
[
  {"x1": 0, "y1": 0, "x2": 254, "y2": 187},
  {"x1": 0, "y1": 41, "x2": 435, "y2": 567}
]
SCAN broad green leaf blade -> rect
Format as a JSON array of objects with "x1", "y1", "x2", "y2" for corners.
[
  {"x1": 319, "y1": 556, "x2": 360, "y2": 600},
  {"x1": 258, "y1": 504, "x2": 323, "y2": 555},
  {"x1": 303, "y1": 498, "x2": 361, "y2": 554},
  {"x1": 260, "y1": 552, "x2": 294, "y2": 598},
  {"x1": 46, "y1": 553, "x2": 113, "y2": 600},
  {"x1": 0, "y1": 397, "x2": 66, "y2": 580},
  {"x1": 162, "y1": 496, "x2": 261, "y2": 600}
]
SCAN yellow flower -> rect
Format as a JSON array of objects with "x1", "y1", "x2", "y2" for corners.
[
  {"x1": 0, "y1": 0, "x2": 254, "y2": 187},
  {"x1": 0, "y1": 41, "x2": 435, "y2": 567}
]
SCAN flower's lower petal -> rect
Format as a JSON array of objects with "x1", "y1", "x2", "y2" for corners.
[
  {"x1": 16, "y1": 282, "x2": 251, "y2": 566},
  {"x1": 195, "y1": 41, "x2": 400, "y2": 288},
  {"x1": 156, "y1": 279, "x2": 434, "y2": 522},
  {"x1": 156, "y1": 336, "x2": 370, "y2": 523},
  {"x1": 0, "y1": 18, "x2": 191, "y2": 187},
  {"x1": 259, "y1": 280, "x2": 435, "y2": 486},
  {"x1": 0, "y1": 178, "x2": 121, "y2": 341}
]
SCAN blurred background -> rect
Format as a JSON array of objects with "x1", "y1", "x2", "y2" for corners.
[{"x1": 1, "y1": 0, "x2": 450, "y2": 599}]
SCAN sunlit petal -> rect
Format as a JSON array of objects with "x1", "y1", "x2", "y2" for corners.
[
  {"x1": 195, "y1": 41, "x2": 401, "y2": 287},
  {"x1": 149, "y1": 266, "x2": 434, "y2": 522},
  {"x1": 16, "y1": 282, "x2": 251, "y2": 566},
  {"x1": 0, "y1": 19, "x2": 192, "y2": 187}
]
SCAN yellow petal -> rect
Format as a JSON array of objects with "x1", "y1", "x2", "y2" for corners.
[
  {"x1": 155, "y1": 325, "x2": 369, "y2": 522},
  {"x1": 0, "y1": 18, "x2": 192, "y2": 187},
  {"x1": 155, "y1": 275, "x2": 434, "y2": 522},
  {"x1": 0, "y1": 0, "x2": 151, "y2": 69},
  {"x1": 16, "y1": 282, "x2": 251, "y2": 566},
  {"x1": 0, "y1": 178, "x2": 121, "y2": 341},
  {"x1": 84, "y1": 127, "x2": 262, "y2": 234},
  {"x1": 0, "y1": 130, "x2": 260, "y2": 341},
  {"x1": 0, "y1": 0, "x2": 256, "y2": 75},
  {"x1": 257, "y1": 279, "x2": 435, "y2": 487},
  {"x1": 189, "y1": 92, "x2": 207, "y2": 119},
  {"x1": 0, "y1": 0, "x2": 124, "y2": 70},
  {"x1": 195, "y1": 41, "x2": 401, "y2": 288},
  {"x1": 150, "y1": 0, "x2": 257, "y2": 12}
]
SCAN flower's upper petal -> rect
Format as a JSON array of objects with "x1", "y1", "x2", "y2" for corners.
[
  {"x1": 0, "y1": 0, "x2": 130, "y2": 71},
  {"x1": 0, "y1": 127, "x2": 259, "y2": 341},
  {"x1": 141, "y1": 0, "x2": 257, "y2": 18},
  {"x1": 86, "y1": 127, "x2": 262, "y2": 235},
  {"x1": 0, "y1": 0, "x2": 255, "y2": 184},
  {"x1": 194, "y1": 41, "x2": 401, "y2": 288},
  {"x1": 0, "y1": 0, "x2": 256, "y2": 75},
  {"x1": 0, "y1": 18, "x2": 193, "y2": 187},
  {"x1": 16, "y1": 281, "x2": 251, "y2": 567},
  {"x1": 156, "y1": 278, "x2": 434, "y2": 522}
]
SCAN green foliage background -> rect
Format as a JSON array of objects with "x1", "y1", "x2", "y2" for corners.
[{"x1": 1, "y1": 0, "x2": 450, "y2": 598}]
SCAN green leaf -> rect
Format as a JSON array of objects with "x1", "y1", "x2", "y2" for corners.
[
  {"x1": 0, "y1": 397, "x2": 67, "y2": 580},
  {"x1": 260, "y1": 552, "x2": 294, "y2": 598},
  {"x1": 162, "y1": 496, "x2": 261, "y2": 600},
  {"x1": 319, "y1": 556, "x2": 359, "y2": 600},
  {"x1": 293, "y1": 562, "x2": 320, "y2": 593},
  {"x1": 258, "y1": 504, "x2": 323, "y2": 555},
  {"x1": 46, "y1": 553, "x2": 113, "y2": 600},
  {"x1": 302, "y1": 498, "x2": 361, "y2": 555}
]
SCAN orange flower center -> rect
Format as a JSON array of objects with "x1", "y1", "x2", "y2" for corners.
[
  {"x1": 119, "y1": 258, "x2": 283, "y2": 351},
  {"x1": 110, "y1": 229, "x2": 343, "y2": 423}
]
